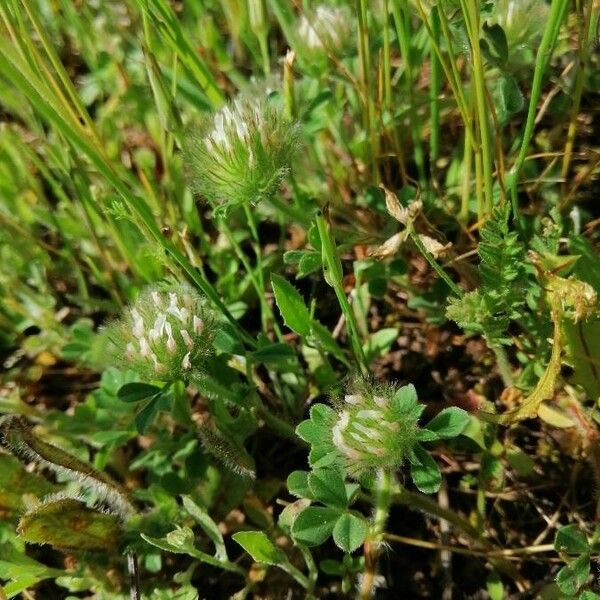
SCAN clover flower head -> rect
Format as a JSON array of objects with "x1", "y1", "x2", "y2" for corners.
[
  {"x1": 297, "y1": 5, "x2": 351, "y2": 53},
  {"x1": 107, "y1": 285, "x2": 216, "y2": 383},
  {"x1": 297, "y1": 380, "x2": 424, "y2": 479},
  {"x1": 186, "y1": 95, "x2": 300, "y2": 214}
]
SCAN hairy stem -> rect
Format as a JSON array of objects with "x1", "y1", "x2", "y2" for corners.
[{"x1": 359, "y1": 468, "x2": 393, "y2": 600}]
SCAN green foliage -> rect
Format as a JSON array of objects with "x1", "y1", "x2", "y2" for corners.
[
  {"x1": 553, "y1": 524, "x2": 600, "y2": 597},
  {"x1": 0, "y1": 0, "x2": 597, "y2": 597},
  {"x1": 447, "y1": 204, "x2": 528, "y2": 347}
]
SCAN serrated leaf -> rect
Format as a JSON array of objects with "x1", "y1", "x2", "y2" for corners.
[
  {"x1": 556, "y1": 552, "x2": 590, "y2": 596},
  {"x1": 424, "y1": 407, "x2": 470, "y2": 439},
  {"x1": 555, "y1": 525, "x2": 589, "y2": 554},
  {"x1": 18, "y1": 498, "x2": 121, "y2": 551},
  {"x1": 232, "y1": 531, "x2": 285, "y2": 565},
  {"x1": 308, "y1": 468, "x2": 348, "y2": 509},
  {"x1": 271, "y1": 273, "x2": 311, "y2": 336},
  {"x1": 291, "y1": 506, "x2": 341, "y2": 546},
  {"x1": 117, "y1": 382, "x2": 161, "y2": 403},
  {"x1": 332, "y1": 513, "x2": 368, "y2": 553},
  {"x1": 409, "y1": 444, "x2": 441, "y2": 494}
]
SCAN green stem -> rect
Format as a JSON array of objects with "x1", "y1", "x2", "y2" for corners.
[
  {"x1": 242, "y1": 204, "x2": 283, "y2": 340},
  {"x1": 355, "y1": 0, "x2": 377, "y2": 181},
  {"x1": 507, "y1": 0, "x2": 569, "y2": 222},
  {"x1": 409, "y1": 228, "x2": 463, "y2": 298},
  {"x1": 560, "y1": 0, "x2": 597, "y2": 194},
  {"x1": 315, "y1": 211, "x2": 368, "y2": 374},
  {"x1": 358, "y1": 469, "x2": 393, "y2": 600},
  {"x1": 255, "y1": 397, "x2": 299, "y2": 443},
  {"x1": 391, "y1": 1, "x2": 426, "y2": 186},
  {"x1": 461, "y1": 0, "x2": 495, "y2": 215},
  {"x1": 429, "y1": 5, "x2": 441, "y2": 168}
]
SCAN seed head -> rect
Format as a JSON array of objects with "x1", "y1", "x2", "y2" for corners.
[
  {"x1": 106, "y1": 285, "x2": 216, "y2": 383},
  {"x1": 186, "y1": 95, "x2": 300, "y2": 214}
]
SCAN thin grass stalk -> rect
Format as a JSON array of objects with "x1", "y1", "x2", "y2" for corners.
[
  {"x1": 429, "y1": 5, "x2": 442, "y2": 168},
  {"x1": 560, "y1": 0, "x2": 598, "y2": 194},
  {"x1": 460, "y1": 0, "x2": 494, "y2": 215},
  {"x1": 419, "y1": 0, "x2": 474, "y2": 145},
  {"x1": 391, "y1": 1, "x2": 426, "y2": 186},
  {"x1": 0, "y1": 39, "x2": 255, "y2": 346},
  {"x1": 507, "y1": 0, "x2": 569, "y2": 222},
  {"x1": 460, "y1": 127, "x2": 473, "y2": 222},
  {"x1": 356, "y1": 0, "x2": 378, "y2": 182}
]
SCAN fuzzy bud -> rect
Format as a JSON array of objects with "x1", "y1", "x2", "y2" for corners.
[
  {"x1": 105, "y1": 285, "x2": 216, "y2": 383},
  {"x1": 186, "y1": 95, "x2": 300, "y2": 214}
]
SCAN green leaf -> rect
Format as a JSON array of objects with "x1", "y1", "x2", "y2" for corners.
[
  {"x1": 554, "y1": 525, "x2": 589, "y2": 555},
  {"x1": 271, "y1": 273, "x2": 311, "y2": 336},
  {"x1": 279, "y1": 498, "x2": 311, "y2": 532},
  {"x1": 308, "y1": 468, "x2": 348, "y2": 509},
  {"x1": 391, "y1": 384, "x2": 418, "y2": 413},
  {"x1": 0, "y1": 455, "x2": 58, "y2": 516},
  {"x1": 310, "y1": 321, "x2": 351, "y2": 367},
  {"x1": 486, "y1": 572, "x2": 504, "y2": 600},
  {"x1": 287, "y1": 471, "x2": 313, "y2": 499},
  {"x1": 505, "y1": 446, "x2": 535, "y2": 477},
  {"x1": 135, "y1": 396, "x2": 161, "y2": 434},
  {"x1": 332, "y1": 513, "x2": 368, "y2": 553},
  {"x1": 579, "y1": 592, "x2": 600, "y2": 600},
  {"x1": 232, "y1": 531, "x2": 286, "y2": 565},
  {"x1": 18, "y1": 497, "x2": 121, "y2": 551},
  {"x1": 117, "y1": 382, "x2": 161, "y2": 403},
  {"x1": 409, "y1": 444, "x2": 441, "y2": 494},
  {"x1": 319, "y1": 559, "x2": 346, "y2": 576},
  {"x1": 362, "y1": 328, "x2": 398, "y2": 363},
  {"x1": 480, "y1": 22, "x2": 508, "y2": 66},
  {"x1": 556, "y1": 553, "x2": 590, "y2": 596},
  {"x1": 296, "y1": 419, "x2": 328, "y2": 446},
  {"x1": 298, "y1": 252, "x2": 322, "y2": 278},
  {"x1": 252, "y1": 343, "x2": 296, "y2": 366},
  {"x1": 291, "y1": 506, "x2": 341, "y2": 546},
  {"x1": 424, "y1": 407, "x2": 470, "y2": 439},
  {"x1": 181, "y1": 495, "x2": 227, "y2": 561}
]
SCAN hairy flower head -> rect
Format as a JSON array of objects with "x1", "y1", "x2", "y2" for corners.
[
  {"x1": 105, "y1": 285, "x2": 216, "y2": 383},
  {"x1": 186, "y1": 95, "x2": 299, "y2": 214},
  {"x1": 297, "y1": 380, "x2": 424, "y2": 479}
]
